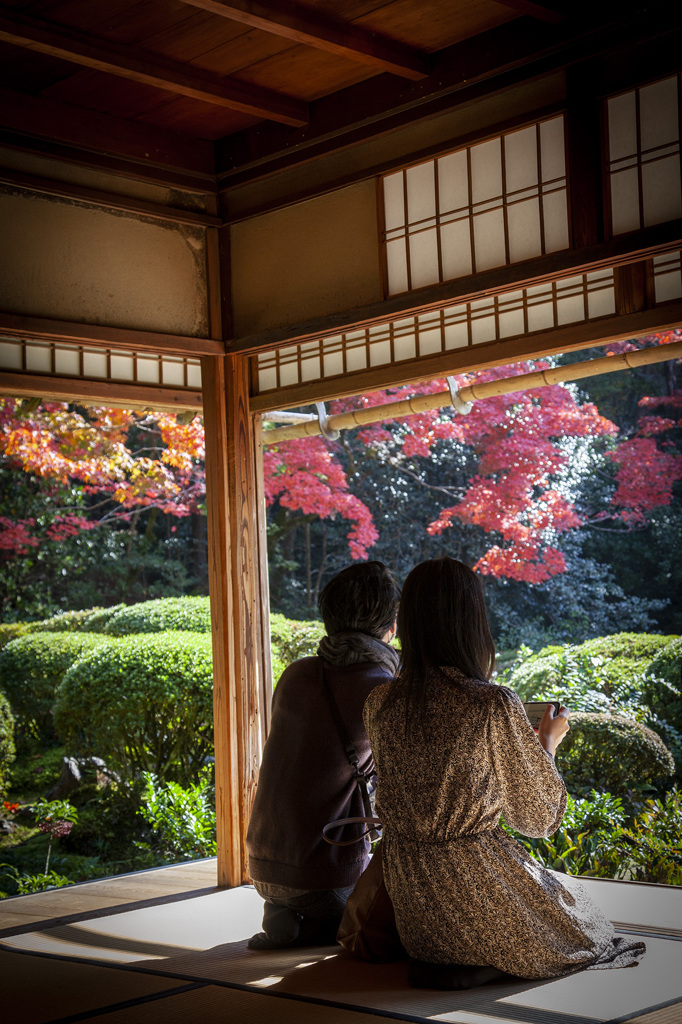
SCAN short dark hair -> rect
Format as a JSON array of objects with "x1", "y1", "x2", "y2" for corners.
[
  {"x1": 318, "y1": 561, "x2": 400, "y2": 639},
  {"x1": 382, "y1": 557, "x2": 495, "y2": 735}
]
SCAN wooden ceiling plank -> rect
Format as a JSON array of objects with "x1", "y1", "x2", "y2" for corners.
[
  {"x1": 177, "y1": 0, "x2": 430, "y2": 80},
  {"x1": 0, "y1": 6, "x2": 309, "y2": 125},
  {"x1": 216, "y1": 9, "x2": 682, "y2": 181},
  {"x1": 492, "y1": 0, "x2": 566, "y2": 23}
]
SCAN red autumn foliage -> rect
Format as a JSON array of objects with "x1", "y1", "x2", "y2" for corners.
[
  {"x1": 263, "y1": 436, "x2": 378, "y2": 559},
  {"x1": 1, "y1": 331, "x2": 680, "y2": 581}
]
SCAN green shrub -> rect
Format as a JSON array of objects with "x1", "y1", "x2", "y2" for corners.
[
  {"x1": 80, "y1": 605, "x2": 127, "y2": 632},
  {"x1": 644, "y1": 638, "x2": 682, "y2": 733},
  {"x1": 0, "y1": 623, "x2": 30, "y2": 651},
  {"x1": 0, "y1": 632, "x2": 112, "y2": 746},
  {"x1": 556, "y1": 712, "x2": 675, "y2": 797},
  {"x1": 270, "y1": 613, "x2": 325, "y2": 678},
  {"x1": 61, "y1": 782, "x2": 152, "y2": 866},
  {"x1": 504, "y1": 644, "x2": 565, "y2": 700},
  {"x1": 137, "y1": 768, "x2": 216, "y2": 861},
  {"x1": 602, "y1": 789, "x2": 682, "y2": 885},
  {"x1": 509, "y1": 633, "x2": 678, "y2": 701},
  {"x1": 505, "y1": 788, "x2": 682, "y2": 884},
  {"x1": 0, "y1": 689, "x2": 15, "y2": 796},
  {"x1": 8, "y1": 746, "x2": 65, "y2": 796},
  {"x1": 54, "y1": 631, "x2": 214, "y2": 785},
  {"x1": 31, "y1": 606, "x2": 126, "y2": 634},
  {"x1": 0, "y1": 867, "x2": 74, "y2": 895},
  {"x1": 104, "y1": 596, "x2": 212, "y2": 635},
  {"x1": 504, "y1": 790, "x2": 627, "y2": 875}
]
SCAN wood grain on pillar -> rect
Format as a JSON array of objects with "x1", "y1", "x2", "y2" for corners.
[{"x1": 202, "y1": 352, "x2": 272, "y2": 887}]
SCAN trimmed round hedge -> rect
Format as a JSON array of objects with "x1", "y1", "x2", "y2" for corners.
[
  {"x1": 556, "y1": 711, "x2": 675, "y2": 797},
  {"x1": 54, "y1": 631, "x2": 214, "y2": 785},
  {"x1": 270, "y1": 613, "x2": 325, "y2": 680},
  {"x1": 0, "y1": 632, "x2": 112, "y2": 745},
  {"x1": 31, "y1": 606, "x2": 126, "y2": 633},
  {"x1": 644, "y1": 638, "x2": 682, "y2": 733},
  {"x1": 0, "y1": 623, "x2": 30, "y2": 652},
  {"x1": 104, "y1": 596, "x2": 211, "y2": 636},
  {"x1": 510, "y1": 632, "x2": 678, "y2": 700},
  {"x1": 0, "y1": 689, "x2": 15, "y2": 795}
]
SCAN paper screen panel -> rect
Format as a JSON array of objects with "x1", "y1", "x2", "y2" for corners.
[
  {"x1": 607, "y1": 74, "x2": 682, "y2": 235},
  {"x1": 381, "y1": 116, "x2": 569, "y2": 296}
]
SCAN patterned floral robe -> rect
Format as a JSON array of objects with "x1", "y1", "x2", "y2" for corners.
[{"x1": 363, "y1": 669, "x2": 645, "y2": 978}]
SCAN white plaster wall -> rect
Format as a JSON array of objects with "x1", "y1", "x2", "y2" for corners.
[
  {"x1": 0, "y1": 189, "x2": 209, "y2": 336},
  {"x1": 230, "y1": 179, "x2": 382, "y2": 337}
]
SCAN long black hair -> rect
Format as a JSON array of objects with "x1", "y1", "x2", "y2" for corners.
[{"x1": 381, "y1": 557, "x2": 495, "y2": 735}]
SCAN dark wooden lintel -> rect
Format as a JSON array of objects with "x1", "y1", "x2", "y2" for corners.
[
  {"x1": 228, "y1": 221, "x2": 682, "y2": 354},
  {"x1": 0, "y1": 372, "x2": 202, "y2": 411},
  {"x1": 0, "y1": 313, "x2": 225, "y2": 356},
  {"x1": 0, "y1": 168, "x2": 221, "y2": 226}
]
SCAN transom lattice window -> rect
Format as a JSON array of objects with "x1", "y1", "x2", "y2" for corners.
[
  {"x1": 607, "y1": 74, "x2": 682, "y2": 236},
  {"x1": 0, "y1": 337, "x2": 202, "y2": 390},
  {"x1": 255, "y1": 269, "x2": 614, "y2": 396},
  {"x1": 653, "y1": 251, "x2": 682, "y2": 304},
  {"x1": 381, "y1": 116, "x2": 569, "y2": 296}
]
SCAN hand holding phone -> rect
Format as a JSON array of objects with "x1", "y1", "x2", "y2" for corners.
[
  {"x1": 523, "y1": 700, "x2": 569, "y2": 757},
  {"x1": 522, "y1": 701, "x2": 561, "y2": 729}
]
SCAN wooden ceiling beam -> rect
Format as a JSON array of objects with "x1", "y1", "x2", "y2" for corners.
[
  {"x1": 216, "y1": 8, "x2": 682, "y2": 182},
  {"x1": 0, "y1": 7, "x2": 308, "y2": 127},
  {"x1": 178, "y1": 0, "x2": 430, "y2": 80}
]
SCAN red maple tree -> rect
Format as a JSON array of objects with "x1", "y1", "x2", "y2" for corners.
[{"x1": 1, "y1": 332, "x2": 680, "y2": 583}]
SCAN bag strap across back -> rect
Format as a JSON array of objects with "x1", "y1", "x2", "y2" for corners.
[{"x1": 319, "y1": 658, "x2": 381, "y2": 843}]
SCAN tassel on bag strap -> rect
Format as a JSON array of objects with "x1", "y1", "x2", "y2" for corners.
[
  {"x1": 323, "y1": 815, "x2": 383, "y2": 846},
  {"x1": 319, "y1": 658, "x2": 381, "y2": 843}
]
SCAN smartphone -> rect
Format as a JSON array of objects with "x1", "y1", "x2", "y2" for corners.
[{"x1": 522, "y1": 700, "x2": 561, "y2": 729}]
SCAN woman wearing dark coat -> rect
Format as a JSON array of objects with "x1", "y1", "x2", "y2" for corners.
[{"x1": 246, "y1": 561, "x2": 400, "y2": 949}]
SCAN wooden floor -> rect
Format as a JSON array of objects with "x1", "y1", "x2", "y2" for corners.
[{"x1": 1, "y1": 859, "x2": 681, "y2": 1024}]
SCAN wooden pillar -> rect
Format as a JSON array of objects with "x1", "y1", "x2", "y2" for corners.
[
  {"x1": 202, "y1": 351, "x2": 272, "y2": 887},
  {"x1": 566, "y1": 61, "x2": 605, "y2": 250}
]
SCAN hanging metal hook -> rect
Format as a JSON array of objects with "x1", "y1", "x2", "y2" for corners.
[
  {"x1": 316, "y1": 401, "x2": 341, "y2": 440},
  {"x1": 446, "y1": 376, "x2": 473, "y2": 415}
]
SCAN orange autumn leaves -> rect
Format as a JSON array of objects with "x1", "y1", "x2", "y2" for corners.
[{"x1": 2, "y1": 333, "x2": 681, "y2": 582}]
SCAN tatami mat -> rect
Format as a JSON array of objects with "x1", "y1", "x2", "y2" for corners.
[
  {"x1": 1, "y1": 949, "x2": 191, "y2": 1024},
  {"x1": 48, "y1": 985, "x2": 421, "y2": 1024},
  {"x1": 3, "y1": 876, "x2": 681, "y2": 1023}
]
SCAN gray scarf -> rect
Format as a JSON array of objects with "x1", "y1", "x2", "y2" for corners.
[{"x1": 317, "y1": 631, "x2": 399, "y2": 674}]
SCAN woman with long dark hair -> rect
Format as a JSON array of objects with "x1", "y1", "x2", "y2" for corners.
[{"x1": 363, "y1": 557, "x2": 645, "y2": 989}]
